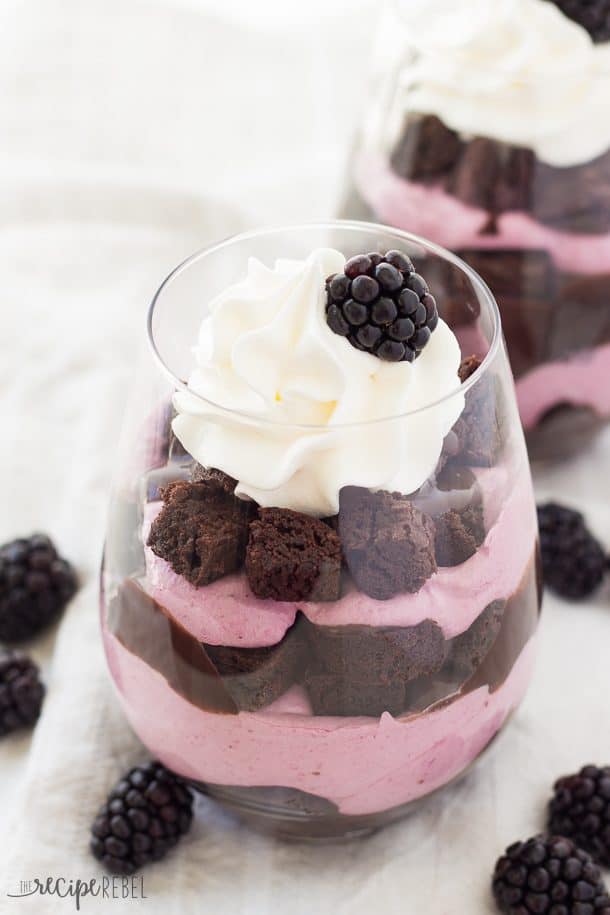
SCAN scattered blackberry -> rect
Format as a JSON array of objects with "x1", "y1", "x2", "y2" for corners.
[
  {"x1": 549, "y1": 766, "x2": 610, "y2": 868},
  {"x1": 547, "y1": 1, "x2": 610, "y2": 43},
  {"x1": 325, "y1": 250, "x2": 439, "y2": 362},
  {"x1": 493, "y1": 835, "x2": 610, "y2": 915},
  {"x1": 0, "y1": 534, "x2": 78, "y2": 642},
  {"x1": 0, "y1": 651, "x2": 45, "y2": 736},
  {"x1": 537, "y1": 504, "x2": 607, "y2": 600},
  {"x1": 90, "y1": 761, "x2": 194, "y2": 875}
]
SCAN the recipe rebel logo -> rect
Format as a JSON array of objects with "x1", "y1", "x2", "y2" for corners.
[{"x1": 6, "y1": 875, "x2": 147, "y2": 909}]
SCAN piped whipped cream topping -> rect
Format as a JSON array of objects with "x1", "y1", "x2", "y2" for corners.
[
  {"x1": 172, "y1": 248, "x2": 464, "y2": 518},
  {"x1": 392, "y1": 0, "x2": 610, "y2": 167}
]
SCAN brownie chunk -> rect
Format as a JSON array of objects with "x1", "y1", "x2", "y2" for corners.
[
  {"x1": 190, "y1": 463, "x2": 237, "y2": 493},
  {"x1": 307, "y1": 675, "x2": 409, "y2": 718},
  {"x1": 457, "y1": 249, "x2": 555, "y2": 302},
  {"x1": 451, "y1": 355, "x2": 501, "y2": 467},
  {"x1": 390, "y1": 114, "x2": 463, "y2": 181},
  {"x1": 435, "y1": 504, "x2": 485, "y2": 567},
  {"x1": 448, "y1": 138, "x2": 502, "y2": 211},
  {"x1": 204, "y1": 616, "x2": 306, "y2": 711},
  {"x1": 458, "y1": 354, "x2": 482, "y2": 384},
  {"x1": 447, "y1": 600, "x2": 505, "y2": 683},
  {"x1": 147, "y1": 480, "x2": 254, "y2": 586},
  {"x1": 305, "y1": 620, "x2": 446, "y2": 717},
  {"x1": 494, "y1": 146, "x2": 535, "y2": 212},
  {"x1": 307, "y1": 619, "x2": 446, "y2": 684},
  {"x1": 246, "y1": 508, "x2": 341, "y2": 602},
  {"x1": 338, "y1": 488, "x2": 437, "y2": 600}
]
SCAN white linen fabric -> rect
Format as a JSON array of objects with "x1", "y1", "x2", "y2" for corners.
[{"x1": 1, "y1": 1, "x2": 610, "y2": 913}]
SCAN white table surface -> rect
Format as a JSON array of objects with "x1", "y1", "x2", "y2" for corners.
[{"x1": 1, "y1": 1, "x2": 610, "y2": 912}]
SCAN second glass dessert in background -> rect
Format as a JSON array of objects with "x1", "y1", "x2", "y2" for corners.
[
  {"x1": 342, "y1": 0, "x2": 610, "y2": 458},
  {"x1": 101, "y1": 221, "x2": 540, "y2": 842}
]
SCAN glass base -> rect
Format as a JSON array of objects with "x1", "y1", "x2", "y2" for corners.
[{"x1": 190, "y1": 783, "x2": 417, "y2": 841}]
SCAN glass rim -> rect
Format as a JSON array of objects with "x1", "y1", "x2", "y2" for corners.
[{"x1": 146, "y1": 219, "x2": 502, "y2": 430}]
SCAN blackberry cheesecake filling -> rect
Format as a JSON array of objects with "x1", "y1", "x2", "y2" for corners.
[
  {"x1": 343, "y1": 0, "x2": 610, "y2": 454},
  {"x1": 102, "y1": 237, "x2": 540, "y2": 833}
]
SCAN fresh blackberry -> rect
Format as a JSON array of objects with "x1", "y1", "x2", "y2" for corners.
[
  {"x1": 549, "y1": 766, "x2": 610, "y2": 867},
  {"x1": 537, "y1": 504, "x2": 606, "y2": 600},
  {"x1": 547, "y1": 1, "x2": 610, "y2": 43},
  {"x1": 0, "y1": 534, "x2": 78, "y2": 642},
  {"x1": 325, "y1": 250, "x2": 439, "y2": 362},
  {"x1": 0, "y1": 651, "x2": 45, "y2": 736},
  {"x1": 90, "y1": 761, "x2": 194, "y2": 875},
  {"x1": 493, "y1": 835, "x2": 610, "y2": 915}
]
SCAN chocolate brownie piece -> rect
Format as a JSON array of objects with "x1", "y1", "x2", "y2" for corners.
[
  {"x1": 527, "y1": 404, "x2": 606, "y2": 461},
  {"x1": 451, "y1": 355, "x2": 501, "y2": 467},
  {"x1": 306, "y1": 674, "x2": 408, "y2": 718},
  {"x1": 147, "y1": 480, "x2": 254, "y2": 586},
  {"x1": 338, "y1": 488, "x2": 437, "y2": 600},
  {"x1": 306, "y1": 619, "x2": 446, "y2": 684},
  {"x1": 446, "y1": 600, "x2": 505, "y2": 682},
  {"x1": 190, "y1": 464, "x2": 237, "y2": 494},
  {"x1": 494, "y1": 146, "x2": 535, "y2": 212},
  {"x1": 204, "y1": 616, "x2": 306, "y2": 712},
  {"x1": 448, "y1": 138, "x2": 502, "y2": 211},
  {"x1": 305, "y1": 620, "x2": 446, "y2": 717},
  {"x1": 550, "y1": 274, "x2": 610, "y2": 359},
  {"x1": 390, "y1": 114, "x2": 463, "y2": 181},
  {"x1": 456, "y1": 249, "x2": 555, "y2": 301},
  {"x1": 435, "y1": 504, "x2": 485, "y2": 567},
  {"x1": 246, "y1": 508, "x2": 341, "y2": 602},
  {"x1": 422, "y1": 256, "x2": 481, "y2": 328},
  {"x1": 533, "y1": 148, "x2": 610, "y2": 234}
]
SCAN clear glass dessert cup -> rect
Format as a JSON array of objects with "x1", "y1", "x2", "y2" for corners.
[
  {"x1": 101, "y1": 220, "x2": 541, "y2": 841},
  {"x1": 341, "y1": 1, "x2": 610, "y2": 460}
]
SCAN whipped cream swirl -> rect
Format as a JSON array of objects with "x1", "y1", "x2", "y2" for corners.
[
  {"x1": 172, "y1": 248, "x2": 464, "y2": 517},
  {"x1": 393, "y1": 0, "x2": 610, "y2": 167}
]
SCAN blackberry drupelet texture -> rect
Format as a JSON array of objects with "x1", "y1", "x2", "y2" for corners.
[
  {"x1": 492, "y1": 835, "x2": 610, "y2": 915},
  {"x1": 0, "y1": 651, "x2": 45, "y2": 736},
  {"x1": 537, "y1": 503, "x2": 607, "y2": 600},
  {"x1": 0, "y1": 534, "x2": 77, "y2": 642},
  {"x1": 325, "y1": 250, "x2": 439, "y2": 362},
  {"x1": 549, "y1": 766, "x2": 610, "y2": 868},
  {"x1": 90, "y1": 761, "x2": 194, "y2": 875}
]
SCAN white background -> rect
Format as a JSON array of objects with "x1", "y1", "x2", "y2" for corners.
[{"x1": 1, "y1": 1, "x2": 610, "y2": 912}]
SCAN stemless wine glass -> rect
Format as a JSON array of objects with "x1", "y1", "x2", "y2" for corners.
[
  {"x1": 341, "y1": 2, "x2": 610, "y2": 459},
  {"x1": 101, "y1": 221, "x2": 541, "y2": 841}
]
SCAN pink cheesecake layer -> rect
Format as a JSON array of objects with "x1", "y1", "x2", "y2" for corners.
[
  {"x1": 142, "y1": 462, "x2": 535, "y2": 646},
  {"x1": 355, "y1": 153, "x2": 610, "y2": 276},
  {"x1": 516, "y1": 344, "x2": 610, "y2": 428},
  {"x1": 104, "y1": 628, "x2": 536, "y2": 817}
]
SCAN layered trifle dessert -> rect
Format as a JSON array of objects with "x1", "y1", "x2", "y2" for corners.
[
  {"x1": 101, "y1": 226, "x2": 541, "y2": 838},
  {"x1": 343, "y1": 0, "x2": 610, "y2": 457}
]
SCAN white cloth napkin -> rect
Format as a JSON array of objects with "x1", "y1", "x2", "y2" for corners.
[{"x1": 2, "y1": 1, "x2": 610, "y2": 913}]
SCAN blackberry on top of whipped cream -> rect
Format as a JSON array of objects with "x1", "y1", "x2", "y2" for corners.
[
  {"x1": 325, "y1": 250, "x2": 439, "y2": 362},
  {"x1": 101, "y1": 223, "x2": 541, "y2": 840},
  {"x1": 171, "y1": 247, "x2": 462, "y2": 517}
]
